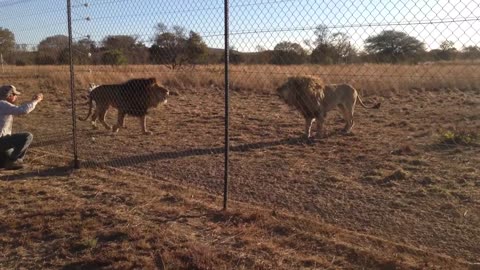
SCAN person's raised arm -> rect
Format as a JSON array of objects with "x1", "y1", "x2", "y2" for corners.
[{"x1": 0, "y1": 93, "x2": 43, "y2": 115}]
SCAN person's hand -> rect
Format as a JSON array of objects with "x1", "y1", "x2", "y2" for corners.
[{"x1": 33, "y1": 93, "x2": 43, "y2": 102}]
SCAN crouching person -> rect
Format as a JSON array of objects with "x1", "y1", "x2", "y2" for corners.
[{"x1": 0, "y1": 85, "x2": 43, "y2": 170}]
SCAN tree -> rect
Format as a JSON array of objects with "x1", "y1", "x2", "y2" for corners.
[
  {"x1": 151, "y1": 24, "x2": 188, "y2": 69},
  {"x1": 102, "y1": 35, "x2": 137, "y2": 51},
  {"x1": 76, "y1": 38, "x2": 96, "y2": 64},
  {"x1": 313, "y1": 25, "x2": 330, "y2": 46},
  {"x1": 149, "y1": 44, "x2": 170, "y2": 65},
  {"x1": 151, "y1": 23, "x2": 207, "y2": 68},
  {"x1": 241, "y1": 45, "x2": 271, "y2": 64},
  {"x1": 310, "y1": 25, "x2": 357, "y2": 64},
  {"x1": 55, "y1": 38, "x2": 96, "y2": 65},
  {"x1": 36, "y1": 35, "x2": 69, "y2": 64},
  {"x1": 77, "y1": 38, "x2": 96, "y2": 52},
  {"x1": 440, "y1": 40, "x2": 455, "y2": 51},
  {"x1": 101, "y1": 35, "x2": 148, "y2": 64},
  {"x1": 185, "y1": 31, "x2": 208, "y2": 65},
  {"x1": 101, "y1": 49, "x2": 127, "y2": 65},
  {"x1": 0, "y1": 27, "x2": 15, "y2": 59},
  {"x1": 220, "y1": 46, "x2": 244, "y2": 64},
  {"x1": 13, "y1": 44, "x2": 34, "y2": 65},
  {"x1": 364, "y1": 30, "x2": 425, "y2": 63},
  {"x1": 255, "y1": 45, "x2": 266, "y2": 52},
  {"x1": 461, "y1": 46, "x2": 480, "y2": 60},
  {"x1": 229, "y1": 49, "x2": 244, "y2": 64},
  {"x1": 270, "y1": 41, "x2": 307, "y2": 65},
  {"x1": 436, "y1": 40, "x2": 457, "y2": 61}
]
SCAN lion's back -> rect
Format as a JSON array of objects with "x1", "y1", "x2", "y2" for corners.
[{"x1": 90, "y1": 84, "x2": 121, "y2": 106}]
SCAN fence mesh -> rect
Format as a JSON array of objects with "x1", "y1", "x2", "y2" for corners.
[
  {"x1": 0, "y1": 1, "x2": 73, "y2": 161},
  {"x1": 0, "y1": 0, "x2": 479, "y2": 211},
  {"x1": 70, "y1": 0, "x2": 227, "y2": 197}
]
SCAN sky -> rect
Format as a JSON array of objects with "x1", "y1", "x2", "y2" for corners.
[{"x1": 1, "y1": 0, "x2": 479, "y2": 53}]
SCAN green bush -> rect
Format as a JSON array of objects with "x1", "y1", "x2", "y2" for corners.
[{"x1": 101, "y1": 49, "x2": 127, "y2": 65}]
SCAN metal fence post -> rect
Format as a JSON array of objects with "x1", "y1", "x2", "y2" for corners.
[
  {"x1": 223, "y1": 0, "x2": 230, "y2": 211},
  {"x1": 67, "y1": 0, "x2": 80, "y2": 169}
]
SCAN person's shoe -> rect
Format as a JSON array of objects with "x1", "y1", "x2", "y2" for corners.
[{"x1": 4, "y1": 161, "x2": 24, "y2": 170}]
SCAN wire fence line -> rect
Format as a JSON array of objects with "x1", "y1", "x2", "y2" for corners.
[{"x1": 0, "y1": 0, "x2": 479, "y2": 210}]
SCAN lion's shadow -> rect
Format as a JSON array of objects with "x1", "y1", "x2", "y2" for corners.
[{"x1": 89, "y1": 136, "x2": 315, "y2": 168}]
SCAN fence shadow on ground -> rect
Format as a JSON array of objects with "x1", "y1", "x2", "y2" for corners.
[
  {"x1": 86, "y1": 136, "x2": 314, "y2": 168},
  {"x1": 31, "y1": 137, "x2": 72, "y2": 148}
]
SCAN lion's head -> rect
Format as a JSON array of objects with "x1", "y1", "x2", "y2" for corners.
[
  {"x1": 276, "y1": 76, "x2": 324, "y2": 114},
  {"x1": 148, "y1": 83, "x2": 169, "y2": 107}
]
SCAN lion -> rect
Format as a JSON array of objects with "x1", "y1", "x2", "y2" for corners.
[
  {"x1": 79, "y1": 78, "x2": 169, "y2": 135},
  {"x1": 276, "y1": 76, "x2": 380, "y2": 138}
]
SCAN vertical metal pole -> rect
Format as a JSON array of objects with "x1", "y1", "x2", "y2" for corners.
[
  {"x1": 223, "y1": 0, "x2": 230, "y2": 210},
  {"x1": 1, "y1": 54, "x2": 4, "y2": 73},
  {"x1": 67, "y1": 0, "x2": 80, "y2": 169}
]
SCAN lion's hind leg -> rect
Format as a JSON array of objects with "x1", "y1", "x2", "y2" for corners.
[
  {"x1": 338, "y1": 104, "x2": 354, "y2": 133},
  {"x1": 314, "y1": 114, "x2": 326, "y2": 138},
  {"x1": 97, "y1": 106, "x2": 112, "y2": 131},
  {"x1": 112, "y1": 111, "x2": 126, "y2": 133},
  {"x1": 90, "y1": 109, "x2": 99, "y2": 129}
]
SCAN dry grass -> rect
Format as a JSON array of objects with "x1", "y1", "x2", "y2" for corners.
[
  {"x1": 3, "y1": 62, "x2": 480, "y2": 94},
  {"x1": 0, "y1": 155, "x2": 473, "y2": 269},
  {"x1": 0, "y1": 63, "x2": 479, "y2": 269}
]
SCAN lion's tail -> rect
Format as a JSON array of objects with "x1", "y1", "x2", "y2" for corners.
[
  {"x1": 357, "y1": 94, "x2": 381, "y2": 109},
  {"x1": 78, "y1": 94, "x2": 93, "y2": 121}
]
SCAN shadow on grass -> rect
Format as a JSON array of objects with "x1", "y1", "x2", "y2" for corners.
[
  {"x1": 62, "y1": 261, "x2": 111, "y2": 270},
  {"x1": 29, "y1": 130, "x2": 107, "y2": 149},
  {"x1": 86, "y1": 136, "x2": 314, "y2": 168},
  {"x1": 30, "y1": 137, "x2": 72, "y2": 148},
  {"x1": 151, "y1": 213, "x2": 207, "y2": 224},
  {"x1": 0, "y1": 165, "x2": 72, "y2": 181}
]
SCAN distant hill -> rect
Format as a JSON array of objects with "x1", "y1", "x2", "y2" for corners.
[{"x1": 206, "y1": 47, "x2": 273, "y2": 64}]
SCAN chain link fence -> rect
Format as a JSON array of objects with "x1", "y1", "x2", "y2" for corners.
[
  {"x1": 1, "y1": 1, "x2": 74, "y2": 162},
  {"x1": 1, "y1": 0, "x2": 479, "y2": 212}
]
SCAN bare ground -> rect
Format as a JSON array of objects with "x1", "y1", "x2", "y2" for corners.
[{"x1": 0, "y1": 80, "x2": 479, "y2": 269}]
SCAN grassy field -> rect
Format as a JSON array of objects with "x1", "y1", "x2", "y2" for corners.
[
  {"x1": 3, "y1": 62, "x2": 480, "y2": 92},
  {"x1": 0, "y1": 64, "x2": 479, "y2": 269}
]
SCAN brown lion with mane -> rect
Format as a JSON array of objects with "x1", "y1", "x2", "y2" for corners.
[
  {"x1": 80, "y1": 78, "x2": 169, "y2": 135},
  {"x1": 276, "y1": 76, "x2": 380, "y2": 138}
]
